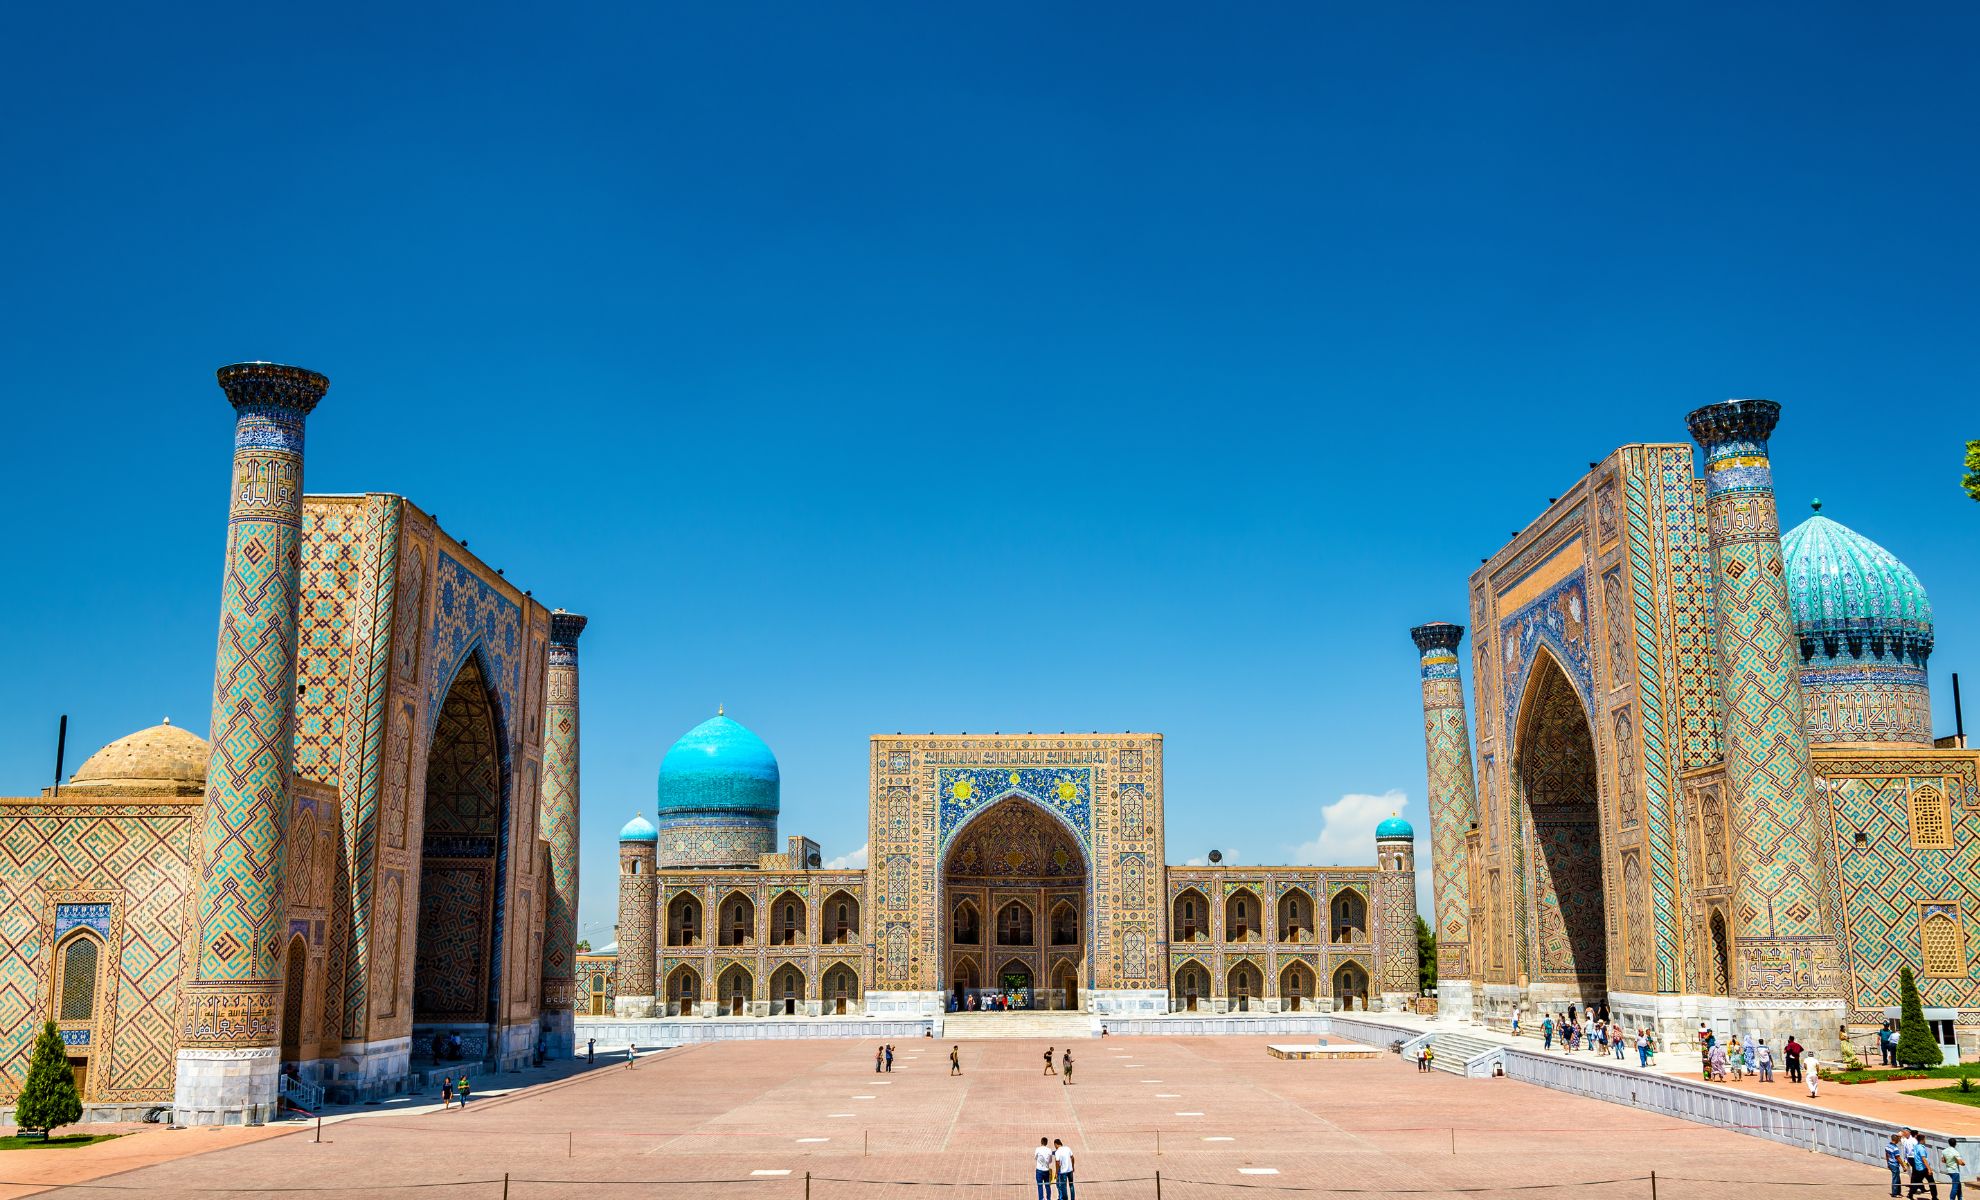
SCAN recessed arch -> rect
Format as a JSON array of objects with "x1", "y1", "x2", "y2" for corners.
[
  {"x1": 823, "y1": 890, "x2": 860, "y2": 945},
  {"x1": 1173, "y1": 888, "x2": 1209, "y2": 942},
  {"x1": 1280, "y1": 960, "x2": 1317, "y2": 1011},
  {"x1": 995, "y1": 900, "x2": 1035, "y2": 946},
  {"x1": 666, "y1": 963, "x2": 702, "y2": 1016},
  {"x1": 769, "y1": 963, "x2": 806, "y2": 1014},
  {"x1": 1330, "y1": 887, "x2": 1368, "y2": 943},
  {"x1": 717, "y1": 963, "x2": 754, "y2": 1015},
  {"x1": 952, "y1": 898, "x2": 981, "y2": 945},
  {"x1": 1278, "y1": 887, "x2": 1315, "y2": 943},
  {"x1": 667, "y1": 892, "x2": 702, "y2": 947},
  {"x1": 280, "y1": 933, "x2": 308, "y2": 1062},
  {"x1": 1513, "y1": 646, "x2": 1609, "y2": 1001},
  {"x1": 823, "y1": 963, "x2": 860, "y2": 1014},
  {"x1": 53, "y1": 930, "x2": 103, "y2": 1023},
  {"x1": 1225, "y1": 887, "x2": 1261, "y2": 941},
  {"x1": 941, "y1": 797, "x2": 1087, "y2": 1012},
  {"x1": 1227, "y1": 958, "x2": 1263, "y2": 1011},
  {"x1": 717, "y1": 891, "x2": 756, "y2": 948},
  {"x1": 769, "y1": 890, "x2": 806, "y2": 947},
  {"x1": 1332, "y1": 959, "x2": 1370, "y2": 1010},
  {"x1": 1048, "y1": 900, "x2": 1079, "y2": 946},
  {"x1": 1173, "y1": 958, "x2": 1210, "y2": 1012}
]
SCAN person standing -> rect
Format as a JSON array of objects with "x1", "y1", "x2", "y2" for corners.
[
  {"x1": 1053, "y1": 1138, "x2": 1076, "y2": 1200},
  {"x1": 1805, "y1": 1053, "x2": 1821, "y2": 1099},
  {"x1": 586, "y1": 1037, "x2": 595, "y2": 1065},
  {"x1": 628, "y1": 1041, "x2": 637, "y2": 1069},
  {"x1": 885, "y1": 1044, "x2": 895, "y2": 1072},
  {"x1": 1062, "y1": 1049, "x2": 1073, "y2": 1085},
  {"x1": 1542, "y1": 1015, "x2": 1554, "y2": 1050},
  {"x1": 1636, "y1": 1029, "x2": 1652, "y2": 1069},
  {"x1": 1784, "y1": 1035, "x2": 1804, "y2": 1085},
  {"x1": 1891, "y1": 1135, "x2": 1910, "y2": 1198},
  {"x1": 440, "y1": 1076, "x2": 453, "y2": 1111},
  {"x1": 1511, "y1": 1009, "x2": 1521, "y2": 1038},
  {"x1": 876, "y1": 1045, "x2": 885, "y2": 1073},
  {"x1": 457, "y1": 1075, "x2": 471, "y2": 1107},
  {"x1": 951, "y1": 1046, "x2": 962, "y2": 1076},
  {"x1": 1755, "y1": 1038, "x2": 1774, "y2": 1083},
  {"x1": 1043, "y1": 1047, "x2": 1057, "y2": 1076},
  {"x1": 1942, "y1": 1137, "x2": 1965, "y2": 1200},
  {"x1": 1612, "y1": 1022, "x2": 1626, "y2": 1061},
  {"x1": 1033, "y1": 1137, "x2": 1054, "y2": 1200}
]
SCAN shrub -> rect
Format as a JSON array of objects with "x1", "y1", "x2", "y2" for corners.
[
  {"x1": 1895, "y1": 966, "x2": 1943, "y2": 1069},
  {"x1": 14, "y1": 1022, "x2": 82, "y2": 1137}
]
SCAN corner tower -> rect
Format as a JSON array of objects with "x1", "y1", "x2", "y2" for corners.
[
  {"x1": 1409, "y1": 622, "x2": 1477, "y2": 1021},
  {"x1": 615, "y1": 815, "x2": 659, "y2": 1017},
  {"x1": 538, "y1": 610, "x2": 587, "y2": 1056},
  {"x1": 175, "y1": 362, "x2": 326, "y2": 1126},
  {"x1": 1375, "y1": 815, "x2": 1421, "y2": 1012},
  {"x1": 1685, "y1": 399, "x2": 1846, "y2": 1051}
]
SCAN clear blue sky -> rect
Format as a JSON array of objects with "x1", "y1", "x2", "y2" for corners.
[{"x1": 3, "y1": 4, "x2": 1975, "y2": 945}]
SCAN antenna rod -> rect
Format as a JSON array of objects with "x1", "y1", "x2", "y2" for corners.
[
  {"x1": 53, "y1": 712, "x2": 68, "y2": 800},
  {"x1": 1954, "y1": 672, "x2": 1965, "y2": 742}
]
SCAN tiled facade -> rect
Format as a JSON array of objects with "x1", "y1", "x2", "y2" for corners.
[{"x1": 1425, "y1": 400, "x2": 1979, "y2": 1058}]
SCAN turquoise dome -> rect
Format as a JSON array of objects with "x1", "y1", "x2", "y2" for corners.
[
  {"x1": 1781, "y1": 504, "x2": 1933, "y2": 665},
  {"x1": 1376, "y1": 814, "x2": 1414, "y2": 840},
  {"x1": 618, "y1": 814, "x2": 659, "y2": 843},
  {"x1": 656, "y1": 713, "x2": 780, "y2": 815}
]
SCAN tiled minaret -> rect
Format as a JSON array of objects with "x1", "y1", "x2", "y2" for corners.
[
  {"x1": 538, "y1": 611, "x2": 587, "y2": 1057},
  {"x1": 1375, "y1": 820, "x2": 1421, "y2": 1013},
  {"x1": 1409, "y1": 622, "x2": 1477, "y2": 1021},
  {"x1": 175, "y1": 362, "x2": 326, "y2": 1126},
  {"x1": 1686, "y1": 399, "x2": 1846, "y2": 1052},
  {"x1": 616, "y1": 817, "x2": 659, "y2": 1017}
]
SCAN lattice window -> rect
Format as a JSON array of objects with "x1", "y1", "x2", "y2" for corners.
[
  {"x1": 58, "y1": 936, "x2": 99, "y2": 1021},
  {"x1": 1920, "y1": 908, "x2": 1966, "y2": 978},
  {"x1": 1909, "y1": 784, "x2": 1952, "y2": 850}
]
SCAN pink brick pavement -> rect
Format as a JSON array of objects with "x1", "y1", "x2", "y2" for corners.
[{"x1": 12, "y1": 1035, "x2": 1889, "y2": 1199}]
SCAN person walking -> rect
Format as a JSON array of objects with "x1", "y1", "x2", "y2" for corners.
[
  {"x1": 1784, "y1": 1035, "x2": 1804, "y2": 1085},
  {"x1": 885, "y1": 1044, "x2": 894, "y2": 1072},
  {"x1": 1636, "y1": 1029, "x2": 1652, "y2": 1069},
  {"x1": 1728, "y1": 1036, "x2": 1746, "y2": 1081},
  {"x1": 1805, "y1": 1053, "x2": 1821, "y2": 1099},
  {"x1": 1612, "y1": 1022, "x2": 1626, "y2": 1061},
  {"x1": 1755, "y1": 1038, "x2": 1775, "y2": 1083},
  {"x1": 1511, "y1": 1009, "x2": 1521, "y2": 1038},
  {"x1": 1062, "y1": 1049, "x2": 1073, "y2": 1085},
  {"x1": 1942, "y1": 1136, "x2": 1965, "y2": 1200},
  {"x1": 1033, "y1": 1137, "x2": 1054, "y2": 1200},
  {"x1": 1043, "y1": 1047, "x2": 1057, "y2": 1076},
  {"x1": 586, "y1": 1037, "x2": 595, "y2": 1065},
  {"x1": 457, "y1": 1074, "x2": 471, "y2": 1107},
  {"x1": 1709, "y1": 1041, "x2": 1729, "y2": 1083},
  {"x1": 951, "y1": 1046, "x2": 962, "y2": 1076},
  {"x1": 1883, "y1": 1025, "x2": 1899, "y2": 1067},
  {"x1": 1892, "y1": 1134, "x2": 1909, "y2": 1198},
  {"x1": 439, "y1": 1076, "x2": 453, "y2": 1111},
  {"x1": 1908, "y1": 1130, "x2": 1941, "y2": 1200},
  {"x1": 1053, "y1": 1138, "x2": 1076, "y2": 1200},
  {"x1": 1542, "y1": 1015, "x2": 1554, "y2": 1050},
  {"x1": 627, "y1": 1041, "x2": 637, "y2": 1069}
]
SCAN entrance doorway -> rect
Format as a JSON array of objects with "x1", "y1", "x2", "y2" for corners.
[
  {"x1": 1514, "y1": 651, "x2": 1609, "y2": 1009},
  {"x1": 941, "y1": 797, "x2": 1086, "y2": 1013}
]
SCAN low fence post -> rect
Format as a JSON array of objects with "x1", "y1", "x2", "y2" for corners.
[{"x1": 1155, "y1": 1168, "x2": 1163, "y2": 1200}]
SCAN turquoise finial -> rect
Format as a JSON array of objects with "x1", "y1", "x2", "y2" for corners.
[{"x1": 1811, "y1": 497, "x2": 1822, "y2": 512}]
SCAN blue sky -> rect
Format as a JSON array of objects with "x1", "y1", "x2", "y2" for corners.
[{"x1": 3, "y1": 4, "x2": 1975, "y2": 944}]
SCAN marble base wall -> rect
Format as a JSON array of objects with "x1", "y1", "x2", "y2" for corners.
[
  {"x1": 1089, "y1": 988, "x2": 1168, "y2": 1015},
  {"x1": 864, "y1": 990, "x2": 944, "y2": 1016},
  {"x1": 540, "y1": 1009, "x2": 575, "y2": 1059},
  {"x1": 172, "y1": 1047, "x2": 279, "y2": 1127},
  {"x1": 615, "y1": 995, "x2": 656, "y2": 1018},
  {"x1": 574, "y1": 1016, "x2": 934, "y2": 1044}
]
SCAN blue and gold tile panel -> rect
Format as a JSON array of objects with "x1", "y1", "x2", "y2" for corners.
[{"x1": 937, "y1": 767, "x2": 1092, "y2": 854}]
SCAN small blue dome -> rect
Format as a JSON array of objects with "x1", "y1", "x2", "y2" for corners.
[
  {"x1": 618, "y1": 814, "x2": 659, "y2": 843},
  {"x1": 1375, "y1": 814, "x2": 1414, "y2": 840},
  {"x1": 656, "y1": 713, "x2": 780, "y2": 815}
]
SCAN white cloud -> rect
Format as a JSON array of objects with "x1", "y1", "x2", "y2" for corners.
[
  {"x1": 1184, "y1": 849, "x2": 1239, "y2": 867},
  {"x1": 1290, "y1": 789, "x2": 1409, "y2": 865},
  {"x1": 824, "y1": 842, "x2": 869, "y2": 870}
]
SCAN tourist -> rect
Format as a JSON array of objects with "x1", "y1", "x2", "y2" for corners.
[
  {"x1": 1941, "y1": 1137, "x2": 1965, "y2": 1200},
  {"x1": 440, "y1": 1076, "x2": 453, "y2": 1111},
  {"x1": 1033, "y1": 1137, "x2": 1054, "y2": 1200},
  {"x1": 1062, "y1": 1049, "x2": 1073, "y2": 1084},
  {"x1": 1100, "y1": 1026, "x2": 1109, "y2": 1038},
  {"x1": 876, "y1": 1045, "x2": 885, "y2": 1073},
  {"x1": 1568, "y1": 1002, "x2": 1578, "y2": 1027},
  {"x1": 1892, "y1": 1134, "x2": 1910, "y2": 1198},
  {"x1": 1511, "y1": 1009, "x2": 1521, "y2": 1037},
  {"x1": 586, "y1": 1037, "x2": 595, "y2": 1065},
  {"x1": 1883, "y1": 1024, "x2": 1899, "y2": 1067},
  {"x1": 1612, "y1": 1022, "x2": 1625, "y2": 1061},
  {"x1": 1416, "y1": 1046, "x2": 1430, "y2": 1072},
  {"x1": 1805, "y1": 1053, "x2": 1821, "y2": 1098},
  {"x1": 951, "y1": 1046, "x2": 962, "y2": 1076},
  {"x1": 457, "y1": 1074, "x2": 471, "y2": 1106},
  {"x1": 1755, "y1": 1038, "x2": 1774, "y2": 1083},
  {"x1": 1636, "y1": 1029, "x2": 1652, "y2": 1068},
  {"x1": 1542, "y1": 1014, "x2": 1554, "y2": 1050},
  {"x1": 1784, "y1": 1034, "x2": 1804, "y2": 1084},
  {"x1": 628, "y1": 1041, "x2": 637, "y2": 1069},
  {"x1": 1908, "y1": 1129, "x2": 1940, "y2": 1199},
  {"x1": 1728, "y1": 1036, "x2": 1746, "y2": 1081},
  {"x1": 1043, "y1": 1047, "x2": 1057, "y2": 1075},
  {"x1": 886, "y1": 1044, "x2": 894, "y2": 1072},
  {"x1": 1053, "y1": 1137, "x2": 1076, "y2": 1200},
  {"x1": 1709, "y1": 1041, "x2": 1729, "y2": 1082}
]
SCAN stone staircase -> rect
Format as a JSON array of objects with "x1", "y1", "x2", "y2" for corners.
[
  {"x1": 941, "y1": 1011, "x2": 1096, "y2": 1040},
  {"x1": 1424, "y1": 1030, "x2": 1501, "y2": 1075}
]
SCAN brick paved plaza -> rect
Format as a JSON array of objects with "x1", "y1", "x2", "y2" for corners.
[{"x1": 20, "y1": 1036, "x2": 1884, "y2": 1199}]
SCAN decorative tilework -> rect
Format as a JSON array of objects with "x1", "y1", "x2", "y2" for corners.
[
  {"x1": 539, "y1": 613, "x2": 584, "y2": 1009},
  {"x1": 1410, "y1": 623, "x2": 1476, "y2": 982},
  {"x1": 936, "y1": 767, "x2": 1092, "y2": 857},
  {"x1": 54, "y1": 904, "x2": 112, "y2": 940}
]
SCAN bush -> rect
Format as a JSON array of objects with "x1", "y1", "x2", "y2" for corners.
[
  {"x1": 1895, "y1": 966, "x2": 1943, "y2": 1069},
  {"x1": 14, "y1": 1022, "x2": 82, "y2": 1136}
]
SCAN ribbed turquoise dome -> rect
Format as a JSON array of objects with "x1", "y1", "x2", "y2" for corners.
[
  {"x1": 618, "y1": 814, "x2": 659, "y2": 843},
  {"x1": 1781, "y1": 504, "x2": 1933, "y2": 664},
  {"x1": 1376, "y1": 815, "x2": 1414, "y2": 840},
  {"x1": 656, "y1": 713, "x2": 780, "y2": 814}
]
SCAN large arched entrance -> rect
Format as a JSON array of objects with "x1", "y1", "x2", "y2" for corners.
[
  {"x1": 412, "y1": 653, "x2": 510, "y2": 1064},
  {"x1": 942, "y1": 797, "x2": 1086, "y2": 1011},
  {"x1": 1513, "y1": 651, "x2": 1609, "y2": 1011}
]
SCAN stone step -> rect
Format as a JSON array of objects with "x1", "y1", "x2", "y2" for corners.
[
  {"x1": 941, "y1": 1012, "x2": 1096, "y2": 1040},
  {"x1": 1426, "y1": 1032, "x2": 1501, "y2": 1074}
]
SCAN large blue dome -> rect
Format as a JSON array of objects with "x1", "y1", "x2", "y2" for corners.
[
  {"x1": 1781, "y1": 503, "x2": 1933, "y2": 664},
  {"x1": 656, "y1": 713, "x2": 780, "y2": 815}
]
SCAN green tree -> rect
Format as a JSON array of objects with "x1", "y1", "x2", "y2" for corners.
[
  {"x1": 575, "y1": 939, "x2": 591, "y2": 953},
  {"x1": 14, "y1": 1021, "x2": 82, "y2": 1138},
  {"x1": 1895, "y1": 966, "x2": 1942, "y2": 1068},
  {"x1": 1415, "y1": 915, "x2": 1437, "y2": 994},
  {"x1": 1965, "y1": 440, "x2": 1980, "y2": 502}
]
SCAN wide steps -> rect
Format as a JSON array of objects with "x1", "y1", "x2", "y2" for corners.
[
  {"x1": 1427, "y1": 1032, "x2": 1499, "y2": 1074},
  {"x1": 942, "y1": 1011, "x2": 1095, "y2": 1040}
]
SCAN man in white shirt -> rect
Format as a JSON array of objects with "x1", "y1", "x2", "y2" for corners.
[
  {"x1": 1053, "y1": 1138, "x2": 1076, "y2": 1200},
  {"x1": 1033, "y1": 1138, "x2": 1053, "y2": 1200}
]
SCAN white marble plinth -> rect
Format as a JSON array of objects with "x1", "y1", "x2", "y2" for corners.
[{"x1": 173, "y1": 1046, "x2": 280, "y2": 1127}]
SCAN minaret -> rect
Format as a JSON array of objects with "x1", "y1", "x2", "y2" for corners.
[
  {"x1": 175, "y1": 362, "x2": 326, "y2": 1126},
  {"x1": 538, "y1": 611, "x2": 587, "y2": 1056},
  {"x1": 1409, "y1": 622, "x2": 1477, "y2": 1021},
  {"x1": 1686, "y1": 399, "x2": 1846, "y2": 1052},
  {"x1": 1375, "y1": 816, "x2": 1421, "y2": 1013},
  {"x1": 616, "y1": 816, "x2": 659, "y2": 1017}
]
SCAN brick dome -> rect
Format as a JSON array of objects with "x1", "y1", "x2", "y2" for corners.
[{"x1": 67, "y1": 720, "x2": 209, "y2": 795}]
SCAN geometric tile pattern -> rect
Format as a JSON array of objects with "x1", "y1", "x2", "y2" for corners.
[
  {"x1": 539, "y1": 613, "x2": 585, "y2": 1010},
  {"x1": 1411, "y1": 623, "x2": 1475, "y2": 980}
]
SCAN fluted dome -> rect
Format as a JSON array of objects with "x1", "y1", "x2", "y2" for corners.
[
  {"x1": 618, "y1": 814, "x2": 659, "y2": 843},
  {"x1": 66, "y1": 720, "x2": 208, "y2": 795},
  {"x1": 1375, "y1": 814, "x2": 1414, "y2": 840},
  {"x1": 1782, "y1": 504, "x2": 1933, "y2": 665},
  {"x1": 656, "y1": 714, "x2": 780, "y2": 815}
]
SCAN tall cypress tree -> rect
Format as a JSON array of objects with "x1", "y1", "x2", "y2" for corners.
[
  {"x1": 15, "y1": 1021, "x2": 83, "y2": 1137},
  {"x1": 1416, "y1": 915, "x2": 1438, "y2": 993},
  {"x1": 1894, "y1": 966, "x2": 1942, "y2": 1068}
]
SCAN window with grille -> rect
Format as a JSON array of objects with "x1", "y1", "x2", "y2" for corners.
[
  {"x1": 1921, "y1": 909, "x2": 1965, "y2": 977},
  {"x1": 58, "y1": 936, "x2": 98, "y2": 1021},
  {"x1": 1909, "y1": 785, "x2": 1952, "y2": 850}
]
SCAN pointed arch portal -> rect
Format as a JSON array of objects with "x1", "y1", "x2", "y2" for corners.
[{"x1": 942, "y1": 797, "x2": 1087, "y2": 1011}]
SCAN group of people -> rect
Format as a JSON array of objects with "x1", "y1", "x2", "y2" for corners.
[
  {"x1": 1695, "y1": 1024, "x2": 1817, "y2": 1096},
  {"x1": 435, "y1": 1073, "x2": 472, "y2": 1109},
  {"x1": 1041, "y1": 1046, "x2": 1075, "y2": 1083},
  {"x1": 1886, "y1": 1129, "x2": 1965, "y2": 1199},
  {"x1": 956, "y1": 992, "x2": 1027, "y2": 1012},
  {"x1": 1532, "y1": 1005, "x2": 1658, "y2": 1068},
  {"x1": 1033, "y1": 1136, "x2": 1077, "y2": 1200},
  {"x1": 875, "y1": 1043, "x2": 898, "y2": 1072}
]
